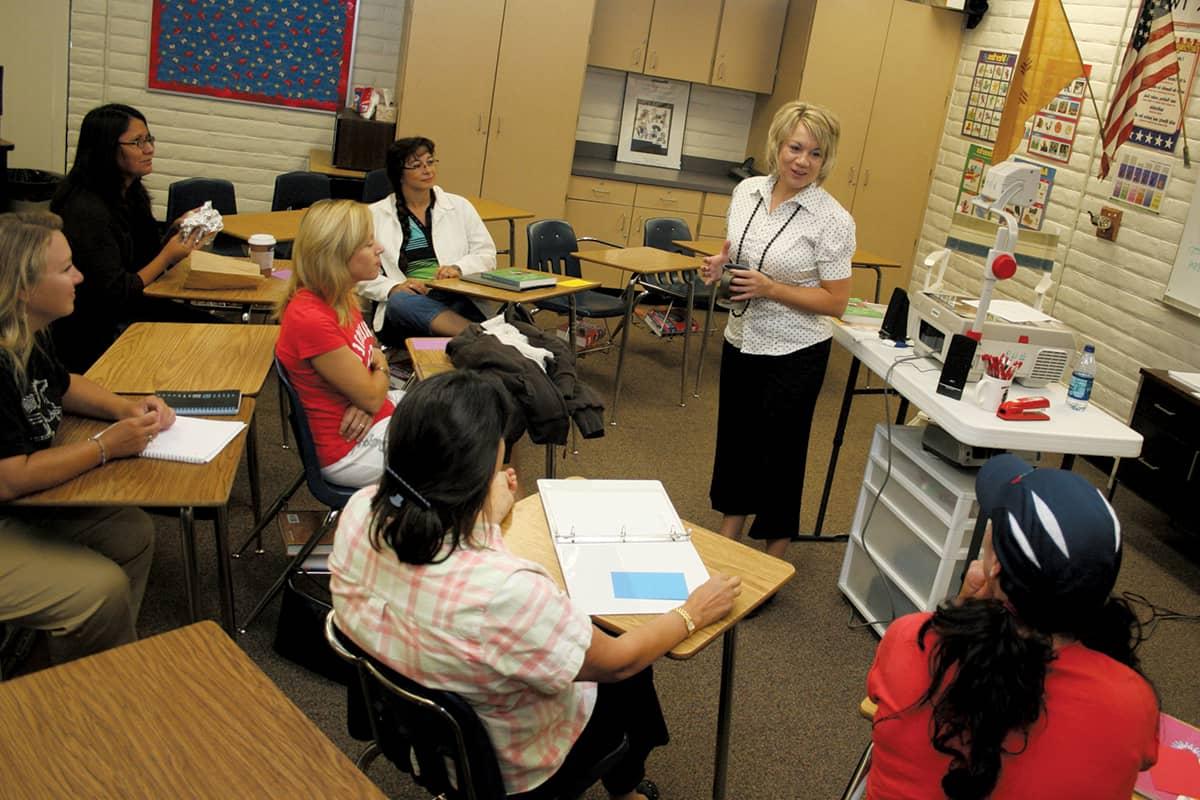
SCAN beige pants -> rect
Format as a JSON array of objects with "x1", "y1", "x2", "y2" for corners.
[{"x1": 0, "y1": 506, "x2": 154, "y2": 664}]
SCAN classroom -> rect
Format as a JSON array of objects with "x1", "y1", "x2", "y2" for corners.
[{"x1": 1, "y1": 1, "x2": 1198, "y2": 798}]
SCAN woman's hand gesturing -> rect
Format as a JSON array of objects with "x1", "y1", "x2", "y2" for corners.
[{"x1": 699, "y1": 239, "x2": 731, "y2": 284}]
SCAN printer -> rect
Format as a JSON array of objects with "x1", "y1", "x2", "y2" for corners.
[{"x1": 908, "y1": 291, "x2": 1075, "y2": 387}]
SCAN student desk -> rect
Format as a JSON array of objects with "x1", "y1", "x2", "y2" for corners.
[
  {"x1": 403, "y1": 337, "x2": 560, "y2": 479},
  {"x1": 428, "y1": 273, "x2": 599, "y2": 354},
  {"x1": 83, "y1": 322, "x2": 280, "y2": 534},
  {"x1": 504, "y1": 493, "x2": 794, "y2": 800},
  {"x1": 307, "y1": 148, "x2": 535, "y2": 265},
  {"x1": 219, "y1": 209, "x2": 306, "y2": 243},
  {"x1": 144, "y1": 258, "x2": 291, "y2": 318},
  {"x1": 571, "y1": 246, "x2": 703, "y2": 422},
  {"x1": 0, "y1": 621, "x2": 387, "y2": 799},
  {"x1": 11, "y1": 401, "x2": 254, "y2": 635}
]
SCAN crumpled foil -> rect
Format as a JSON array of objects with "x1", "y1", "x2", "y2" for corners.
[{"x1": 179, "y1": 201, "x2": 224, "y2": 245}]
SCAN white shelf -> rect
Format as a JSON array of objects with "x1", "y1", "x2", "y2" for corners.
[{"x1": 838, "y1": 538, "x2": 920, "y2": 637}]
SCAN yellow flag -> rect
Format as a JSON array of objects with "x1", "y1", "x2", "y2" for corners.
[{"x1": 993, "y1": 0, "x2": 1086, "y2": 164}]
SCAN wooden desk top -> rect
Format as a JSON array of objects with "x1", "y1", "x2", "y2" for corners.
[
  {"x1": 573, "y1": 246, "x2": 700, "y2": 276},
  {"x1": 220, "y1": 209, "x2": 306, "y2": 243},
  {"x1": 465, "y1": 196, "x2": 535, "y2": 223},
  {"x1": 85, "y1": 323, "x2": 279, "y2": 396},
  {"x1": 430, "y1": 274, "x2": 599, "y2": 304},
  {"x1": 404, "y1": 338, "x2": 454, "y2": 381},
  {"x1": 12, "y1": 399, "x2": 254, "y2": 508},
  {"x1": 308, "y1": 146, "x2": 370, "y2": 178},
  {"x1": 503, "y1": 493, "x2": 794, "y2": 659},
  {"x1": 144, "y1": 259, "x2": 292, "y2": 306},
  {"x1": 675, "y1": 238, "x2": 903, "y2": 270},
  {"x1": 0, "y1": 621, "x2": 386, "y2": 799}
]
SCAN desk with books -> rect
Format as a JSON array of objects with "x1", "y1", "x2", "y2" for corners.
[
  {"x1": 144, "y1": 257, "x2": 291, "y2": 319},
  {"x1": 11, "y1": 401, "x2": 255, "y2": 634},
  {"x1": 503, "y1": 491, "x2": 794, "y2": 800},
  {"x1": 0, "y1": 621, "x2": 387, "y2": 799}
]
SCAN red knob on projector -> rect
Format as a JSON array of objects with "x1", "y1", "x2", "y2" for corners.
[{"x1": 991, "y1": 253, "x2": 1017, "y2": 280}]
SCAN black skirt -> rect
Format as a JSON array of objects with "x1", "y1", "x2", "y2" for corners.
[{"x1": 709, "y1": 337, "x2": 832, "y2": 539}]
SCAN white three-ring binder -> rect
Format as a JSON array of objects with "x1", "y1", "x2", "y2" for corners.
[{"x1": 536, "y1": 479, "x2": 710, "y2": 615}]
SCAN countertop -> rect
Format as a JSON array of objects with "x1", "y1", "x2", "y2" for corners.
[{"x1": 571, "y1": 156, "x2": 740, "y2": 195}]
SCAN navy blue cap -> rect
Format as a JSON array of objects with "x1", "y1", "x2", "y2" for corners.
[{"x1": 975, "y1": 454, "x2": 1123, "y2": 633}]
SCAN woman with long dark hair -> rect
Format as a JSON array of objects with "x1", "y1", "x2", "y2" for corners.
[
  {"x1": 50, "y1": 103, "x2": 208, "y2": 371},
  {"x1": 330, "y1": 370, "x2": 742, "y2": 800},
  {"x1": 866, "y1": 454, "x2": 1158, "y2": 799}
]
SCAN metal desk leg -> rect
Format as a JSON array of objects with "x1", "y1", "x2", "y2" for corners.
[
  {"x1": 869, "y1": 265, "x2": 883, "y2": 304},
  {"x1": 507, "y1": 219, "x2": 517, "y2": 267},
  {"x1": 814, "y1": 356, "x2": 862, "y2": 536},
  {"x1": 679, "y1": 280, "x2": 695, "y2": 407},
  {"x1": 1060, "y1": 453, "x2": 1076, "y2": 471},
  {"x1": 214, "y1": 506, "x2": 237, "y2": 636},
  {"x1": 278, "y1": 376, "x2": 290, "y2": 450},
  {"x1": 609, "y1": 275, "x2": 639, "y2": 426},
  {"x1": 179, "y1": 507, "x2": 199, "y2": 622},
  {"x1": 545, "y1": 443, "x2": 556, "y2": 478},
  {"x1": 694, "y1": 286, "x2": 718, "y2": 398},
  {"x1": 247, "y1": 415, "x2": 262, "y2": 528},
  {"x1": 567, "y1": 295, "x2": 578, "y2": 356},
  {"x1": 712, "y1": 626, "x2": 738, "y2": 800}
]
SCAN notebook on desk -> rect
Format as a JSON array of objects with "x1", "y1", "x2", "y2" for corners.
[
  {"x1": 463, "y1": 268, "x2": 556, "y2": 291},
  {"x1": 157, "y1": 389, "x2": 241, "y2": 416},
  {"x1": 140, "y1": 416, "x2": 245, "y2": 464},
  {"x1": 537, "y1": 479, "x2": 709, "y2": 615}
]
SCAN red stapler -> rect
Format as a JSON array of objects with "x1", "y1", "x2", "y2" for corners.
[{"x1": 997, "y1": 396, "x2": 1050, "y2": 421}]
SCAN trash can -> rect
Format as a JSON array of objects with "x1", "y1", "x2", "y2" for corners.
[{"x1": 6, "y1": 169, "x2": 64, "y2": 212}]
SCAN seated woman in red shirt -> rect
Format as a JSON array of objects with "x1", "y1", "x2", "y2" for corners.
[
  {"x1": 275, "y1": 200, "x2": 400, "y2": 487},
  {"x1": 866, "y1": 454, "x2": 1158, "y2": 800}
]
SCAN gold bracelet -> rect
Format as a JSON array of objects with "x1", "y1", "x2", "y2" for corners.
[
  {"x1": 90, "y1": 432, "x2": 108, "y2": 466},
  {"x1": 672, "y1": 606, "x2": 696, "y2": 636}
]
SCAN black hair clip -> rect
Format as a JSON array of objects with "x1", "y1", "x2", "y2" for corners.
[{"x1": 384, "y1": 465, "x2": 432, "y2": 511}]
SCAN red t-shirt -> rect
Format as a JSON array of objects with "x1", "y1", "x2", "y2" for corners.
[
  {"x1": 276, "y1": 289, "x2": 395, "y2": 467},
  {"x1": 867, "y1": 611, "x2": 1158, "y2": 800}
]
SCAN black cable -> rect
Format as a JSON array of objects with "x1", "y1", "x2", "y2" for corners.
[{"x1": 1121, "y1": 591, "x2": 1200, "y2": 641}]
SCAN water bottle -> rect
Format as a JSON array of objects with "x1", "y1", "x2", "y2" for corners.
[{"x1": 1067, "y1": 344, "x2": 1096, "y2": 411}]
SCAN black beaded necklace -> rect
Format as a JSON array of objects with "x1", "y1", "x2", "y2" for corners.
[{"x1": 729, "y1": 194, "x2": 804, "y2": 318}]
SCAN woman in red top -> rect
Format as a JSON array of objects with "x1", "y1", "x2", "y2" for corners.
[
  {"x1": 275, "y1": 200, "x2": 400, "y2": 487},
  {"x1": 867, "y1": 454, "x2": 1158, "y2": 800}
]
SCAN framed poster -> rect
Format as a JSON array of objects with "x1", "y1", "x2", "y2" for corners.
[
  {"x1": 149, "y1": 0, "x2": 358, "y2": 112},
  {"x1": 962, "y1": 50, "x2": 1016, "y2": 143},
  {"x1": 617, "y1": 75, "x2": 690, "y2": 169}
]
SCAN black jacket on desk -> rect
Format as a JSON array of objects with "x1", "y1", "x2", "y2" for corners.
[{"x1": 447, "y1": 319, "x2": 606, "y2": 445}]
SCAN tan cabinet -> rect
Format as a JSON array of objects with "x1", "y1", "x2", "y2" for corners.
[
  {"x1": 748, "y1": 0, "x2": 961, "y2": 300},
  {"x1": 711, "y1": 0, "x2": 790, "y2": 94},
  {"x1": 396, "y1": 0, "x2": 595, "y2": 267},
  {"x1": 588, "y1": 0, "x2": 654, "y2": 72},
  {"x1": 644, "y1": 0, "x2": 723, "y2": 84}
]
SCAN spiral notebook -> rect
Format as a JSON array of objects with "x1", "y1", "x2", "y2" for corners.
[{"x1": 140, "y1": 416, "x2": 246, "y2": 464}]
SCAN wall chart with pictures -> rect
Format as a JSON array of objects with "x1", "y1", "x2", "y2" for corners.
[
  {"x1": 962, "y1": 50, "x2": 1016, "y2": 143},
  {"x1": 149, "y1": 0, "x2": 357, "y2": 111},
  {"x1": 1026, "y1": 67, "x2": 1090, "y2": 164},
  {"x1": 956, "y1": 144, "x2": 1055, "y2": 232}
]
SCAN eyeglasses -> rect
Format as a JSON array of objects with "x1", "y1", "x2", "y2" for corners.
[
  {"x1": 402, "y1": 158, "x2": 439, "y2": 171},
  {"x1": 118, "y1": 135, "x2": 156, "y2": 152}
]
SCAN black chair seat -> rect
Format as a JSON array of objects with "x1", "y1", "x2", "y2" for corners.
[{"x1": 538, "y1": 289, "x2": 627, "y2": 318}]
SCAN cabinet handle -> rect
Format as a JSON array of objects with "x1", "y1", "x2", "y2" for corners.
[
  {"x1": 476, "y1": 113, "x2": 482, "y2": 133},
  {"x1": 495, "y1": 116, "x2": 502, "y2": 136},
  {"x1": 619, "y1": 212, "x2": 627, "y2": 237},
  {"x1": 848, "y1": 166, "x2": 857, "y2": 186},
  {"x1": 862, "y1": 169, "x2": 871, "y2": 188},
  {"x1": 632, "y1": 46, "x2": 642, "y2": 67},
  {"x1": 1136, "y1": 457, "x2": 1160, "y2": 472},
  {"x1": 591, "y1": 186, "x2": 611, "y2": 196},
  {"x1": 717, "y1": 61, "x2": 725, "y2": 80},
  {"x1": 649, "y1": 51, "x2": 658, "y2": 69},
  {"x1": 1152, "y1": 402, "x2": 1177, "y2": 417}
]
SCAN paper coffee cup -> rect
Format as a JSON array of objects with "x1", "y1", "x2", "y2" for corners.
[{"x1": 247, "y1": 233, "x2": 276, "y2": 276}]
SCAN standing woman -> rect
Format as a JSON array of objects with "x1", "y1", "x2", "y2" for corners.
[
  {"x1": 359, "y1": 136, "x2": 497, "y2": 342},
  {"x1": 50, "y1": 103, "x2": 209, "y2": 372},
  {"x1": 699, "y1": 101, "x2": 855, "y2": 559},
  {"x1": 275, "y1": 199, "x2": 400, "y2": 488},
  {"x1": 0, "y1": 212, "x2": 174, "y2": 665}
]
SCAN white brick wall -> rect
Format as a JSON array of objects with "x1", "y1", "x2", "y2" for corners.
[
  {"x1": 576, "y1": 66, "x2": 756, "y2": 161},
  {"x1": 67, "y1": 0, "x2": 405, "y2": 215},
  {"x1": 911, "y1": 0, "x2": 1200, "y2": 420}
]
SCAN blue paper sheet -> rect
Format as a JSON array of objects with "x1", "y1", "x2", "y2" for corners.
[{"x1": 611, "y1": 571, "x2": 688, "y2": 601}]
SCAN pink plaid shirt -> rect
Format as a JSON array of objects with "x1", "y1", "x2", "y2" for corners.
[{"x1": 329, "y1": 487, "x2": 597, "y2": 794}]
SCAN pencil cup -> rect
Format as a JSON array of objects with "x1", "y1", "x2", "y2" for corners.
[
  {"x1": 247, "y1": 233, "x2": 276, "y2": 276},
  {"x1": 974, "y1": 375, "x2": 1012, "y2": 413}
]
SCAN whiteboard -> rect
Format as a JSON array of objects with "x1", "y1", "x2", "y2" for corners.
[{"x1": 1165, "y1": 177, "x2": 1200, "y2": 317}]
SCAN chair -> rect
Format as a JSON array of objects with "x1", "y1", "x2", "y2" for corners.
[
  {"x1": 271, "y1": 171, "x2": 331, "y2": 211},
  {"x1": 166, "y1": 177, "x2": 242, "y2": 256},
  {"x1": 362, "y1": 168, "x2": 392, "y2": 204},
  {"x1": 840, "y1": 697, "x2": 877, "y2": 800},
  {"x1": 526, "y1": 219, "x2": 631, "y2": 351},
  {"x1": 324, "y1": 611, "x2": 629, "y2": 800},
  {"x1": 235, "y1": 359, "x2": 357, "y2": 633}
]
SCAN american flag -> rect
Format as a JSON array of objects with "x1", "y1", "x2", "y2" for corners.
[{"x1": 1099, "y1": 0, "x2": 1180, "y2": 179}]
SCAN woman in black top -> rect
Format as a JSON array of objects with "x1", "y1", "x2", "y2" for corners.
[
  {"x1": 0, "y1": 211, "x2": 176, "y2": 665},
  {"x1": 50, "y1": 103, "x2": 208, "y2": 372}
]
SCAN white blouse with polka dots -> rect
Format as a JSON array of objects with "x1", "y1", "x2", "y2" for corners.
[{"x1": 723, "y1": 175, "x2": 855, "y2": 356}]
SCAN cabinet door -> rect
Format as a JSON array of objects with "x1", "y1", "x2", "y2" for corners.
[
  {"x1": 795, "y1": 0, "x2": 890, "y2": 211},
  {"x1": 850, "y1": 2, "x2": 962, "y2": 298},
  {"x1": 395, "y1": 0, "x2": 504, "y2": 196},
  {"x1": 588, "y1": 0, "x2": 653, "y2": 72},
  {"x1": 644, "y1": 0, "x2": 723, "y2": 84},
  {"x1": 711, "y1": 0, "x2": 789, "y2": 94},
  {"x1": 482, "y1": 0, "x2": 596, "y2": 268},
  {"x1": 566, "y1": 198, "x2": 632, "y2": 288}
]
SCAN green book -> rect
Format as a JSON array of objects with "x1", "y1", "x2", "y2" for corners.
[{"x1": 462, "y1": 268, "x2": 557, "y2": 291}]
